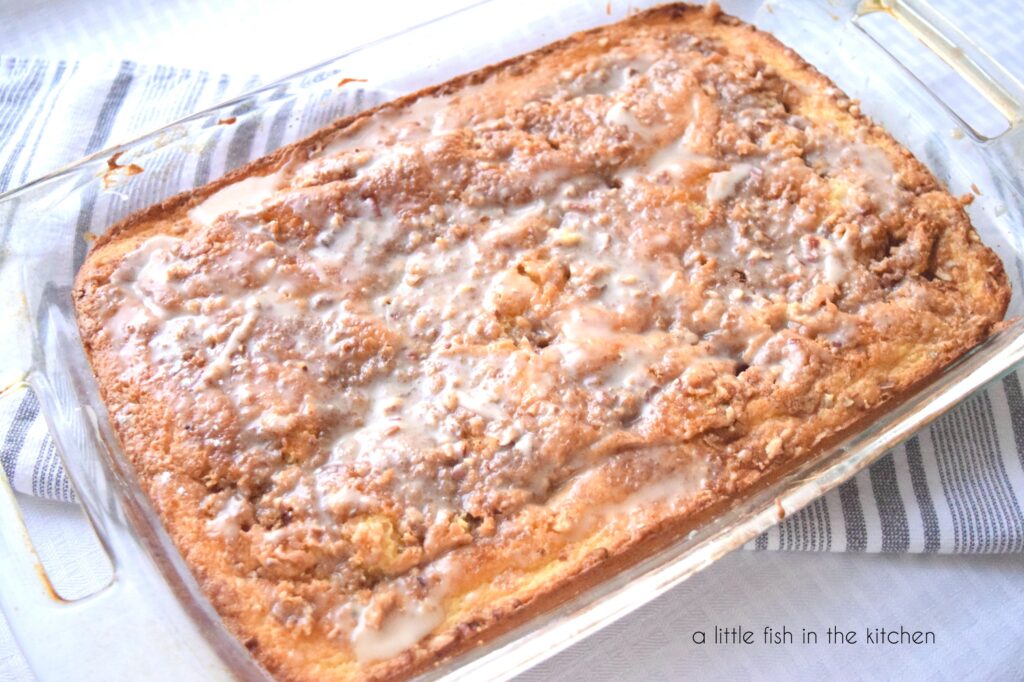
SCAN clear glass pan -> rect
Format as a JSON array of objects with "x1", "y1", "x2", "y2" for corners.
[{"x1": 1, "y1": 0, "x2": 1022, "y2": 679}]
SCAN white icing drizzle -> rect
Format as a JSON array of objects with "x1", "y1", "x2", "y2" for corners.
[
  {"x1": 706, "y1": 163, "x2": 752, "y2": 202},
  {"x1": 189, "y1": 172, "x2": 284, "y2": 225},
  {"x1": 206, "y1": 495, "x2": 246, "y2": 540},
  {"x1": 202, "y1": 303, "x2": 258, "y2": 384},
  {"x1": 351, "y1": 596, "x2": 444, "y2": 663},
  {"x1": 822, "y1": 240, "x2": 848, "y2": 287},
  {"x1": 560, "y1": 454, "x2": 710, "y2": 536},
  {"x1": 598, "y1": 468, "x2": 708, "y2": 519},
  {"x1": 604, "y1": 101, "x2": 643, "y2": 133}
]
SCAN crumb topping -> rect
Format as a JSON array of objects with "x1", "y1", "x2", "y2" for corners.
[{"x1": 77, "y1": 7, "x2": 1006, "y2": 674}]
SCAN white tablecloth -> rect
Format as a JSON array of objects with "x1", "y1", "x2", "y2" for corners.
[{"x1": 2, "y1": 1, "x2": 1023, "y2": 679}]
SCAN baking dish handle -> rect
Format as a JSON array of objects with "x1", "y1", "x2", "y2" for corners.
[
  {"x1": 857, "y1": 0, "x2": 1024, "y2": 128},
  {"x1": 0, "y1": 467, "x2": 158, "y2": 680},
  {"x1": 854, "y1": 0, "x2": 1024, "y2": 196}
]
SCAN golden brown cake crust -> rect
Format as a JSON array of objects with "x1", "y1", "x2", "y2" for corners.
[{"x1": 74, "y1": 5, "x2": 1009, "y2": 681}]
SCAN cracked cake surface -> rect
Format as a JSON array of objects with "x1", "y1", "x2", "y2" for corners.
[{"x1": 73, "y1": 4, "x2": 1009, "y2": 680}]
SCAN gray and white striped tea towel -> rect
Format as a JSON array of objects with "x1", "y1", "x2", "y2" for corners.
[
  {"x1": 0, "y1": 56, "x2": 261, "y2": 495},
  {"x1": 2, "y1": 40, "x2": 1024, "y2": 555}
]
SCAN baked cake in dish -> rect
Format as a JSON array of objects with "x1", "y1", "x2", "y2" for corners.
[{"x1": 73, "y1": 4, "x2": 1009, "y2": 680}]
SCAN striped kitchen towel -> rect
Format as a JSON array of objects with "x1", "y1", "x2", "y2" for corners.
[
  {"x1": 0, "y1": 57, "x2": 262, "y2": 496},
  {"x1": 1, "y1": 45, "x2": 1023, "y2": 554}
]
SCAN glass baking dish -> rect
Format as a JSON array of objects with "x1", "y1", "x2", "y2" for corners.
[{"x1": 1, "y1": 0, "x2": 1022, "y2": 679}]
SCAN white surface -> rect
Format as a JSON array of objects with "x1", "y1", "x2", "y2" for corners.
[
  {"x1": 0, "y1": 494, "x2": 111, "y2": 682},
  {"x1": 523, "y1": 551, "x2": 1024, "y2": 681},
  {"x1": 1, "y1": 1, "x2": 1023, "y2": 680},
  {"x1": 1, "y1": 0, "x2": 475, "y2": 79}
]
